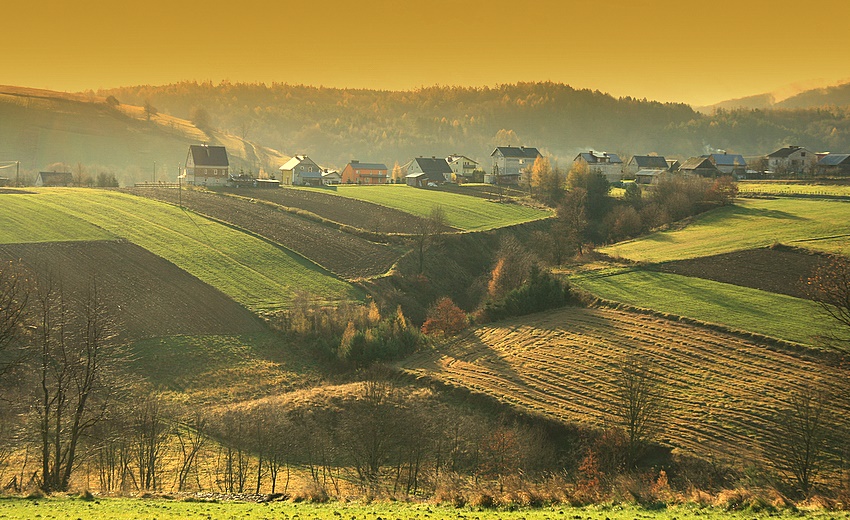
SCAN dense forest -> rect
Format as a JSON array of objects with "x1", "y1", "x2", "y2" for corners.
[{"x1": 98, "y1": 81, "x2": 850, "y2": 170}]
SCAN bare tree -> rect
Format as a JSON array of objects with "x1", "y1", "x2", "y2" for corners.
[
  {"x1": 176, "y1": 409, "x2": 207, "y2": 492},
  {"x1": 807, "y1": 256, "x2": 850, "y2": 345},
  {"x1": 413, "y1": 205, "x2": 448, "y2": 273},
  {"x1": 0, "y1": 261, "x2": 29, "y2": 379},
  {"x1": 611, "y1": 355, "x2": 665, "y2": 468}
]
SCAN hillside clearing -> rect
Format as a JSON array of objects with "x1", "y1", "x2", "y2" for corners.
[
  {"x1": 600, "y1": 198, "x2": 850, "y2": 261},
  {"x1": 401, "y1": 306, "x2": 850, "y2": 467},
  {"x1": 14, "y1": 189, "x2": 361, "y2": 312},
  {"x1": 306, "y1": 184, "x2": 552, "y2": 231},
  {"x1": 568, "y1": 265, "x2": 840, "y2": 345}
]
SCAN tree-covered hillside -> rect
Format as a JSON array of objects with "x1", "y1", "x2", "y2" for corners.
[{"x1": 99, "y1": 81, "x2": 850, "y2": 169}]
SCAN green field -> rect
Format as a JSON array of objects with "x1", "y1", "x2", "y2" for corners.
[
  {"x1": 738, "y1": 182, "x2": 850, "y2": 197},
  {"x1": 2, "y1": 189, "x2": 360, "y2": 311},
  {"x1": 307, "y1": 184, "x2": 551, "y2": 231},
  {"x1": 601, "y1": 198, "x2": 850, "y2": 262},
  {"x1": 569, "y1": 266, "x2": 840, "y2": 345},
  {"x1": 0, "y1": 497, "x2": 843, "y2": 520},
  {"x1": 0, "y1": 192, "x2": 114, "y2": 243}
]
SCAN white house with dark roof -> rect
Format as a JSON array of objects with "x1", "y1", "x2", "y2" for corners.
[
  {"x1": 489, "y1": 146, "x2": 541, "y2": 185},
  {"x1": 574, "y1": 151, "x2": 624, "y2": 183},
  {"x1": 766, "y1": 146, "x2": 817, "y2": 174},
  {"x1": 446, "y1": 154, "x2": 479, "y2": 182},
  {"x1": 405, "y1": 157, "x2": 453, "y2": 187},
  {"x1": 186, "y1": 144, "x2": 229, "y2": 186},
  {"x1": 626, "y1": 155, "x2": 669, "y2": 176},
  {"x1": 279, "y1": 155, "x2": 323, "y2": 186},
  {"x1": 35, "y1": 171, "x2": 73, "y2": 187},
  {"x1": 706, "y1": 153, "x2": 747, "y2": 177}
]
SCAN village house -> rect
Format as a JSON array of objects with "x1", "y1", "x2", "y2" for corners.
[
  {"x1": 706, "y1": 152, "x2": 747, "y2": 177},
  {"x1": 405, "y1": 157, "x2": 453, "y2": 187},
  {"x1": 279, "y1": 155, "x2": 323, "y2": 186},
  {"x1": 340, "y1": 160, "x2": 388, "y2": 185},
  {"x1": 446, "y1": 154, "x2": 479, "y2": 183},
  {"x1": 679, "y1": 156, "x2": 720, "y2": 177},
  {"x1": 321, "y1": 169, "x2": 342, "y2": 185},
  {"x1": 35, "y1": 171, "x2": 73, "y2": 187},
  {"x1": 625, "y1": 155, "x2": 669, "y2": 176},
  {"x1": 766, "y1": 145, "x2": 817, "y2": 175},
  {"x1": 186, "y1": 144, "x2": 229, "y2": 187},
  {"x1": 634, "y1": 169, "x2": 668, "y2": 185},
  {"x1": 488, "y1": 146, "x2": 541, "y2": 185},
  {"x1": 574, "y1": 151, "x2": 624, "y2": 183},
  {"x1": 816, "y1": 153, "x2": 850, "y2": 176}
]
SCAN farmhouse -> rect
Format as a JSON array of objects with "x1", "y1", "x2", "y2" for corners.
[
  {"x1": 634, "y1": 169, "x2": 667, "y2": 185},
  {"x1": 446, "y1": 154, "x2": 479, "y2": 182},
  {"x1": 679, "y1": 156, "x2": 720, "y2": 177},
  {"x1": 706, "y1": 153, "x2": 747, "y2": 176},
  {"x1": 280, "y1": 155, "x2": 323, "y2": 186},
  {"x1": 626, "y1": 155, "x2": 669, "y2": 176},
  {"x1": 35, "y1": 171, "x2": 73, "y2": 187},
  {"x1": 574, "y1": 151, "x2": 624, "y2": 183},
  {"x1": 340, "y1": 160, "x2": 388, "y2": 185},
  {"x1": 488, "y1": 146, "x2": 541, "y2": 184},
  {"x1": 405, "y1": 157, "x2": 453, "y2": 187},
  {"x1": 816, "y1": 153, "x2": 850, "y2": 175},
  {"x1": 186, "y1": 144, "x2": 229, "y2": 187},
  {"x1": 766, "y1": 145, "x2": 817, "y2": 174},
  {"x1": 322, "y1": 169, "x2": 342, "y2": 185}
]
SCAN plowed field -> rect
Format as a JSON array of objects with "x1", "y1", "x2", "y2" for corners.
[
  {"x1": 402, "y1": 306, "x2": 850, "y2": 466},
  {"x1": 0, "y1": 240, "x2": 264, "y2": 338},
  {"x1": 124, "y1": 187, "x2": 403, "y2": 279}
]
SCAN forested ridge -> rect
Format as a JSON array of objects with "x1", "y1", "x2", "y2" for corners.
[{"x1": 99, "y1": 81, "x2": 850, "y2": 168}]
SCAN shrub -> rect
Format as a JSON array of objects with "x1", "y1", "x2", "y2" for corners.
[{"x1": 421, "y1": 297, "x2": 468, "y2": 337}]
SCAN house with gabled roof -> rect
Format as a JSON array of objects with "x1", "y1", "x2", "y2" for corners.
[
  {"x1": 340, "y1": 160, "x2": 388, "y2": 185},
  {"x1": 405, "y1": 157, "x2": 453, "y2": 187},
  {"x1": 446, "y1": 154, "x2": 479, "y2": 183},
  {"x1": 279, "y1": 155, "x2": 323, "y2": 186},
  {"x1": 679, "y1": 156, "x2": 720, "y2": 177},
  {"x1": 706, "y1": 153, "x2": 747, "y2": 177},
  {"x1": 322, "y1": 169, "x2": 342, "y2": 185},
  {"x1": 766, "y1": 145, "x2": 817, "y2": 175},
  {"x1": 186, "y1": 144, "x2": 229, "y2": 186},
  {"x1": 816, "y1": 153, "x2": 850, "y2": 175},
  {"x1": 574, "y1": 151, "x2": 624, "y2": 183},
  {"x1": 35, "y1": 171, "x2": 73, "y2": 187},
  {"x1": 626, "y1": 155, "x2": 669, "y2": 176},
  {"x1": 489, "y1": 146, "x2": 541, "y2": 185}
]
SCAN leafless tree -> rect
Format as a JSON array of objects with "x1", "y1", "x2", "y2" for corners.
[
  {"x1": 0, "y1": 261, "x2": 30, "y2": 380},
  {"x1": 176, "y1": 409, "x2": 207, "y2": 492},
  {"x1": 611, "y1": 355, "x2": 665, "y2": 468},
  {"x1": 413, "y1": 205, "x2": 448, "y2": 273},
  {"x1": 807, "y1": 256, "x2": 850, "y2": 345}
]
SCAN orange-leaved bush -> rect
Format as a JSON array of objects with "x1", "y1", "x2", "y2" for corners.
[{"x1": 421, "y1": 297, "x2": 467, "y2": 337}]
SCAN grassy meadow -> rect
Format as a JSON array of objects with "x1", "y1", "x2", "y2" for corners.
[
  {"x1": 0, "y1": 192, "x2": 114, "y2": 244},
  {"x1": 308, "y1": 184, "x2": 551, "y2": 231},
  {"x1": 1, "y1": 189, "x2": 361, "y2": 311},
  {"x1": 1, "y1": 496, "x2": 844, "y2": 520},
  {"x1": 601, "y1": 198, "x2": 850, "y2": 261},
  {"x1": 569, "y1": 265, "x2": 839, "y2": 345},
  {"x1": 738, "y1": 181, "x2": 850, "y2": 197}
]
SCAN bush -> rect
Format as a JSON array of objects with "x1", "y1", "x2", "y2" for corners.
[
  {"x1": 483, "y1": 265, "x2": 572, "y2": 322},
  {"x1": 421, "y1": 297, "x2": 468, "y2": 337}
]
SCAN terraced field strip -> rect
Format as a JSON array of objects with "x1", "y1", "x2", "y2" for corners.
[
  {"x1": 126, "y1": 187, "x2": 404, "y2": 279},
  {"x1": 0, "y1": 191, "x2": 114, "y2": 243},
  {"x1": 402, "y1": 306, "x2": 850, "y2": 466},
  {"x1": 28, "y1": 189, "x2": 361, "y2": 311},
  {"x1": 738, "y1": 182, "x2": 850, "y2": 197},
  {"x1": 306, "y1": 184, "x2": 552, "y2": 231},
  {"x1": 569, "y1": 266, "x2": 838, "y2": 345},
  {"x1": 601, "y1": 198, "x2": 850, "y2": 261}
]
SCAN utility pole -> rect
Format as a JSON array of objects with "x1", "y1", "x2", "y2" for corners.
[
  {"x1": 15, "y1": 161, "x2": 19, "y2": 187},
  {"x1": 153, "y1": 161, "x2": 156, "y2": 183}
]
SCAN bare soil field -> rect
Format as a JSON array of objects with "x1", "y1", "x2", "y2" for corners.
[
  {"x1": 659, "y1": 246, "x2": 829, "y2": 299},
  {"x1": 221, "y1": 187, "x2": 456, "y2": 234},
  {"x1": 401, "y1": 306, "x2": 850, "y2": 466},
  {"x1": 0, "y1": 240, "x2": 265, "y2": 338},
  {"x1": 124, "y1": 188, "x2": 404, "y2": 279}
]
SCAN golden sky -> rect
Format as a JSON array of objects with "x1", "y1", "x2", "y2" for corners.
[{"x1": 4, "y1": 0, "x2": 849, "y2": 106}]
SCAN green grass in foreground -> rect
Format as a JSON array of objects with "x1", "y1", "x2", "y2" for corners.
[
  {"x1": 1, "y1": 497, "x2": 844, "y2": 520},
  {"x1": 20, "y1": 189, "x2": 361, "y2": 311},
  {"x1": 738, "y1": 182, "x2": 850, "y2": 197},
  {"x1": 0, "y1": 191, "x2": 114, "y2": 244},
  {"x1": 570, "y1": 266, "x2": 842, "y2": 345},
  {"x1": 601, "y1": 198, "x2": 850, "y2": 262},
  {"x1": 307, "y1": 184, "x2": 551, "y2": 231}
]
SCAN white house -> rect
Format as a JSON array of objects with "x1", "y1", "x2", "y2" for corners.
[
  {"x1": 489, "y1": 146, "x2": 541, "y2": 184},
  {"x1": 279, "y1": 155, "x2": 323, "y2": 186},
  {"x1": 574, "y1": 151, "x2": 623, "y2": 183},
  {"x1": 186, "y1": 144, "x2": 229, "y2": 187},
  {"x1": 766, "y1": 146, "x2": 817, "y2": 175}
]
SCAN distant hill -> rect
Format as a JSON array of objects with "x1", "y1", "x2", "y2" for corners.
[
  {"x1": 776, "y1": 81, "x2": 850, "y2": 109},
  {"x1": 694, "y1": 93, "x2": 776, "y2": 113},
  {"x1": 0, "y1": 85, "x2": 289, "y2": 186}
]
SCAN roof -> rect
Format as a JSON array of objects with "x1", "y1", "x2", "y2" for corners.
[
  {"x1": 492, "y1": 146, "x2": 541, "y2": 159},
  {"x1": 577, "y1": 151, "x2": 623, "y2": 164},
  {"x1": 679, "y1": 157, "x2": 718, "y2": 171},
  {"x1": 37, "y1": 171, "x2": 73, "y2": 184},
  {"x1": 413, "y1": 157, "x2": 453, "y2": 180},
  {"x1": 630, "y1": 155, "x2": 669, "y2": 169},
  {"x1": 189, "y1": 145, "x2": 229, "y2": 167},
  {"x1": 447, "y1": 154, "x2": 478, "y2": 164},
  {"x1": 347, "y1": 161, "x2": 387, "y2": 171},
  {"x1": 280, "y1": 155, "x2": 314, "y2": 170},
  {"x1": 707, "y1": 153, "x2": 746, "y2": 166},
  {"x1": 635, "y1": 168, "x2": 666, "y2": 176},
  {"x1": 818, "y1": 153, "x2": 850, "y2": 166},
  {"x1": 767, "y1": 146, "x2": 806, "y2": 158}
]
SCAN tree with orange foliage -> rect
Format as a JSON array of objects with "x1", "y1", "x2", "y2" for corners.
[{"x1": 421, "y1": 297, "x2": 467, "y2": 337}]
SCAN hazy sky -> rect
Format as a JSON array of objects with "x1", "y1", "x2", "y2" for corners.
[{"x1": 4, "y1": 0, "x2": 849, "y2": 106}]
